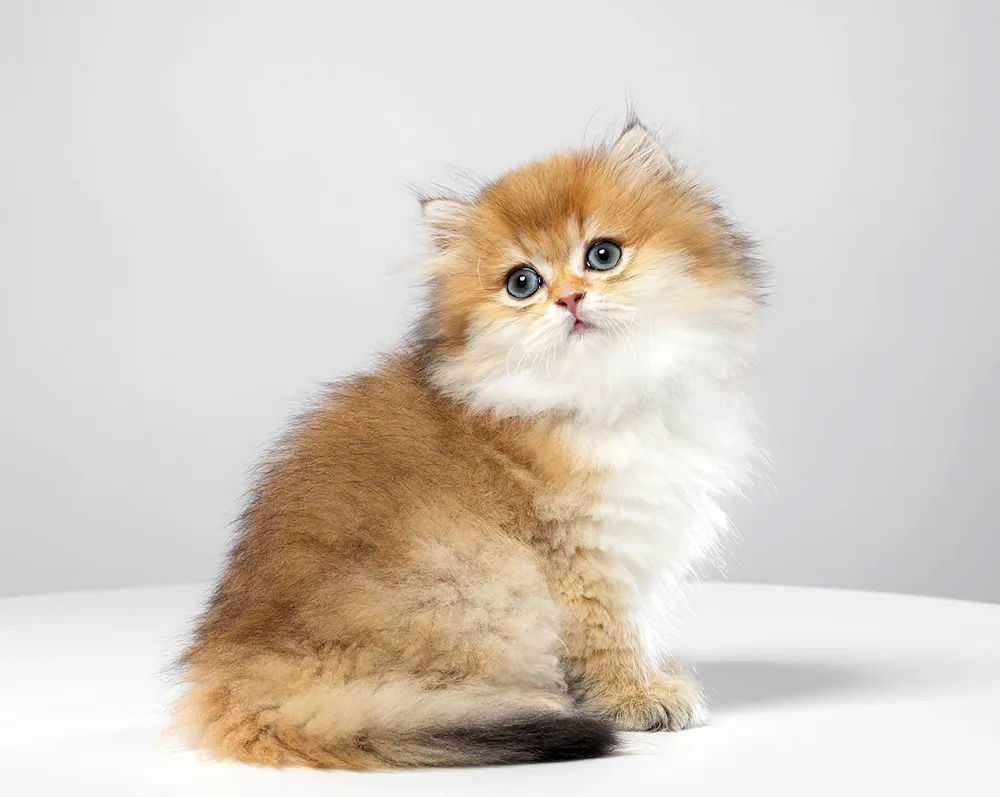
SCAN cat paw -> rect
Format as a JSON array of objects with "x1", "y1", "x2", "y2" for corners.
[{"x1": 587, "y1": 676, "x2": 707, "y2": 732}]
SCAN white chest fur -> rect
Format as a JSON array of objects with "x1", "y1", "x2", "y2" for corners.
[{"x1": 567, "y1": 379, "x2": 758, "y2": 601}]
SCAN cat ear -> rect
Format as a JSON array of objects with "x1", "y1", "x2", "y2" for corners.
[
  {"x1": 421, "y1": 197, "x2": 471, "y2": 250},
  {"x1": 609, "y1": 120, "x2": 672, "y2": 178}
]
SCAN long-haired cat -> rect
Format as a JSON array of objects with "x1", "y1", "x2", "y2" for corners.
[{"x1": 175, "y1": 118, "x2": 763, "y2": 769}]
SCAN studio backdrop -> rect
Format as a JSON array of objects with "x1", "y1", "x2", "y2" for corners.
[{"x1": 1, "y1": 0, "x2": 997, "y2": 602}]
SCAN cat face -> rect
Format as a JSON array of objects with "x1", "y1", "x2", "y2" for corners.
[{"x1": 419, "y1": 122, "x2": 762, "y2": 419}]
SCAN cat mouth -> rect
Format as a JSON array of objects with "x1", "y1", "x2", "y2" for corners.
[{"x1": 569, "y1": 318, "x2": 595, "y2": 335}]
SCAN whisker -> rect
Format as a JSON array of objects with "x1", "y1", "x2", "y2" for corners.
[
  {"x1": 505, "y1": 325, "x2": 550, "y2": 376},
  {"x1": 530, "y1": 340, "x2": 551, "y2": 377},
  {"x1": 624, "y1": 313, "x2": 646, "y2": 392}
]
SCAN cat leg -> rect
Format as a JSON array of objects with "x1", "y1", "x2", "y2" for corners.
[{"x1": 546, "y1": 547, "x2": 705, "y2": 732}]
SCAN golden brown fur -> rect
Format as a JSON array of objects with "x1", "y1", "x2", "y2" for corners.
[{"x1": 175, "y1": 119, "x2": 761, "y2": 769}]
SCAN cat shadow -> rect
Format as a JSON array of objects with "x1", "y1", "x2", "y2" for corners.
[{"x1": 690, "y1": 658, "x2": 886, "y2": 712}]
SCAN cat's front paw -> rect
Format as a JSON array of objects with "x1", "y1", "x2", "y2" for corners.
[{"x1": 586, "y1": 676, "x2": 706, "y2": 732}]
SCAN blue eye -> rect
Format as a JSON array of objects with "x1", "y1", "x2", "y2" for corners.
[
  {"x1": 506, "y1": 266, "x2": 542, "y2": 299},
  {"x1": 586, "y1": 240, "x2": 622, "y2": 271}
]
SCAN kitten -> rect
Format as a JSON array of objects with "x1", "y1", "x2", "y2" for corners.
[{"x1": 174, "y1": 119, "x2": 763, "y2": 770}]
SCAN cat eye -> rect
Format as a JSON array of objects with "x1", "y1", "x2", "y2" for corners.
[
  {"x1": 585, "y1": 240, "x2": 622, "y2": 271},
  {"x1": 506, "y1": 266, "x2": 542, "y2": 299}
]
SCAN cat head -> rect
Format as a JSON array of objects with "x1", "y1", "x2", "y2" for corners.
[{"x1": 417, "y1": 120, "x2": 763, "y2": 420}]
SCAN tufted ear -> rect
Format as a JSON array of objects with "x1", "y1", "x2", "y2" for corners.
[
  {"x1": 609, "y1": 119, "x2": 673, "y2": 177},
  {"x1": 420, "y1": 197, "x2": 472, "y2": 251}
]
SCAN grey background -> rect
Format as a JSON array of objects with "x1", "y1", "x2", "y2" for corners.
[{"x1": 2, "y1": 1, "x2": 998, "y2": 602}]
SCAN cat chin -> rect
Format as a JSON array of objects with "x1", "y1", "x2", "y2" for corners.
[{"x1": 427, "y1": 317, "x2": 756, "y2": 423}]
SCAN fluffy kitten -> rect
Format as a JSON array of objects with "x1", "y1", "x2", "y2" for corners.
[{"x1": 175, "y1": 119, "x2": 763, "y2": 770}]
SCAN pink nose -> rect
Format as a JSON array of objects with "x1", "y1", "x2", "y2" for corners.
[{"x1": 555, "y1": 291, "x2": 585, "y2": 317}]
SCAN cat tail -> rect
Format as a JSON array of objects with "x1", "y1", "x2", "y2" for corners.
[{"x1": 175, "y1": 679, "x2": 618, "y2": 770}]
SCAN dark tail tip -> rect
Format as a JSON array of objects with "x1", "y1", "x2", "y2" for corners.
[{"x1": 432, "y1": 711, "x2": 619, "y2": 766}]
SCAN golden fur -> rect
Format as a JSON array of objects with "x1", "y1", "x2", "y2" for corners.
[{"x1": 175, "y1": 120, "x2": 761, "y2": 769}]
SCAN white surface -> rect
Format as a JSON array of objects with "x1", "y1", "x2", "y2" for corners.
[
  {"x1": 3, "y1": 2, "x2": 1000, "y2": 603},
  {"x1": 1, "y1": 583, "x2": 998, "y2": 796}
]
